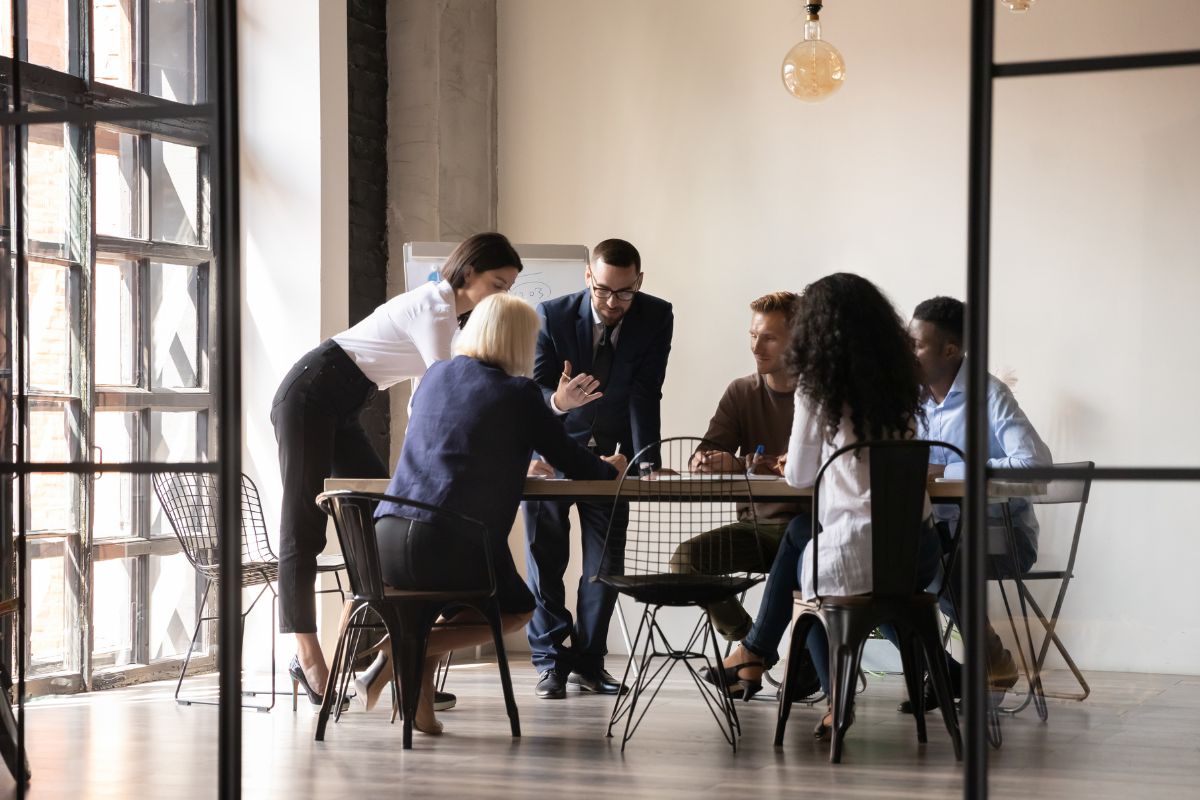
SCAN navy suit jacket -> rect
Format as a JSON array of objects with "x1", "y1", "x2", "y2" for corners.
[
  {"x1": 533, "y1": 289, "x2": 673, "y2": 468},
  {"x1": 376, "y1": 356, "x2": 617, "y2": 609}
]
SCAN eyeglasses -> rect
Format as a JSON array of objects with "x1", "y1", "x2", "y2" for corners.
[{"x1": 590, "y1": 277, "x2": 640, "y2": 302}]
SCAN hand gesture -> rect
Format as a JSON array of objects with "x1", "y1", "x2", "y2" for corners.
[{"x1": 553, "y1": 360, "x2": 602, "y2": 411}]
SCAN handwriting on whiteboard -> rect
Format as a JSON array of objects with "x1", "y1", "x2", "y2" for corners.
[{"x1": 511, "y1": 278, "x2": 553, "y2": 305}]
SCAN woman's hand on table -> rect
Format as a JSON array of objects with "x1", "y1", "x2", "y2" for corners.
[
  {"x1": 527, "y1": 459, "x2": 556, "y2": 478},
  {"x1": 927, "y1": 463, "x2": 947, "y2": 479},
  {"x1": 553, "y1": 360, "x2": 602, "y2": 411}
]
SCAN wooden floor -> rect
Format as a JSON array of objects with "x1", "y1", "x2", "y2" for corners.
[{"x1": 8, "y1": 661, "x2": 1200, "y2": 799}]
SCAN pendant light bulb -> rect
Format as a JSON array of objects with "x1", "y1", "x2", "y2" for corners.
[
  {"x1": 781, "y1": 3, "x2": 846, "y2": 102},
  {"x1": 1001, "y1": 0, "x2": 1037, "y2": 12}
]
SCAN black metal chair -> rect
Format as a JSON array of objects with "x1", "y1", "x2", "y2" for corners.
[
  {"x1": 990, "y1": 462, "x2": 1094, "y2": 716},
  {"x1": 774, "y1": 439, "x2": 963, "y2": 764},
  {"x1": 596, "y1": 437, "x2": 768, "y2": 752},
  {"x1": 314, "y1": 490, "x2": 520, "y2": 749},
  {"x1": 151, "y1": 471, "x2": 345, "y2": 711}
]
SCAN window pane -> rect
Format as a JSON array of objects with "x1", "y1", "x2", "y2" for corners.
[
  {"x1": 149, "y1": 0, "x2": 204, "y2": 104},
  {"x1": 150, "y1": 552, "x2": 199, "y2": 661},
  {"x1": 27, "y1": 124, "x2": 70, "y2": 245},
  {"x1": 27, "y1": 260, "x2": 73, "y2": 393},
  {"x1": 27, "y1": 0, "x2": 70, "y2": 73},
  {"x1": 93, "y1": 0, "x2": 137, "y2": 91},
  {"x1": 0, "y1": 3, "x2": 11, "y2": 58},
  {"x1": 150, "y1": 410, "x2": 204, "y2": 462},
  {"x1": 92, "y1": 557, "x2": 134, "y2": 667},
  {"x1": 95, "y1": 127, "x2": 140, "y2": 238},
  {"x1": 149, "y1": 139, "x2": 199, "y2": 244},
  {"x1": 29, "y1": 404, "x2": 79, "y2": 532},
  {"x1": 94, "y1": 258, "x2": 137, "y2": 385},
  {"x1": 29, "y1": 547, "x2": 70, "y2": 673},
  {"x1": 93, "y1": 412, "x2": 138, "y2": 539},
  {"x1": 149, "y1": 411, "x2": 204, "y2": 536},
  {"x1": 150, "y1": 262, "x2": 202, "y2": 388}
]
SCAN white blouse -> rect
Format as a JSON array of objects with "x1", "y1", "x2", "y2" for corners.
[
  {"x1": 331, "y1": 280, "x2": 458, "y2": 390},
  {"x1": 785, "y1": 391, "x2": 931, "y2": 600}
]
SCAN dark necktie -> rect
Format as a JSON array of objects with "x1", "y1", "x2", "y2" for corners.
[{"x1": 591, "y1": 324, "x2": 616, "y2": 389}]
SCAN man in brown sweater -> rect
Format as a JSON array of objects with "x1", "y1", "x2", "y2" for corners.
[{"x1": 671, "y1": 291, "x2": 805, "y2": 640}]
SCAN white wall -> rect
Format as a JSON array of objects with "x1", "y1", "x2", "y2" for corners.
[
  {"x1": 498, "y1": 0, "x2": 1200, "y2": 674},
  {"x1": 239, "y1": 0, "x2": 349, "y2": 670}
]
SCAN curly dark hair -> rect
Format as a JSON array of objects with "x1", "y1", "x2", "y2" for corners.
[{"x1": 787, "y1": 273, "x2": 923, "y2": 445}]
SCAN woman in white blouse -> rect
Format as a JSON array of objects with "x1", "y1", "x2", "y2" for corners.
[
  {"x1": 270, "y1": 233, "x2": 522, "y2": 707},
  {"x1": 705, "y1": 272, "x2": 939, "y2": 740}
]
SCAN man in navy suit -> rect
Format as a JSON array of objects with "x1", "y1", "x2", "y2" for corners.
[{"x1": 524, "y1": 239, "x2": 674, "y2": 699}]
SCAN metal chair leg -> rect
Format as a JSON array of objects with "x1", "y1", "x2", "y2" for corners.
[
  {"x1": 175, "y1": 580, "x2": 213, "y2": 705},
  {"x1": 614, "y1": 596, "x2": 640, "y2": 679}
]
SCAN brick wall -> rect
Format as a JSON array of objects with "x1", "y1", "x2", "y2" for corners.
[{"x1": 347, "y1": 0, "x2": 390, "y2": 461}]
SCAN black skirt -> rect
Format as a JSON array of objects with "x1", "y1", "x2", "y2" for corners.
[{"x1": 374, "y1": 515, "x2": 535, "y2": 615}]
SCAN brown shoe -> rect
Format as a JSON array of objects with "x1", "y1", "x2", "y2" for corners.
[{"x1": 987, "y1": 648, "x2": 1020, "y2": 691}]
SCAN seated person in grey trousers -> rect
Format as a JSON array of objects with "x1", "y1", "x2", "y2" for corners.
[{"x1": 669, "y1": 291, "x2": 806, "y2": 641}]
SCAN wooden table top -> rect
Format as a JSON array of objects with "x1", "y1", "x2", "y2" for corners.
[{"x1": 322, "y1": 476, "x2": 1008, "y2": 503}]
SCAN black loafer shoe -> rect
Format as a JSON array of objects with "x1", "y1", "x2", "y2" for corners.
[
  {"x1": 535, "y1": 670, "x2": 567, "y2": 699},
  {"x1": 569, "y1": 669, "x2": 628, "y2": 695},
  {"x1": 434, "y1": 690, "x2": 457, "y2": 711}
]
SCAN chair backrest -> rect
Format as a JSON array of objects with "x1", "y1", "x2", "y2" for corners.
[
  {"x1": 811, "y1": 439, "x2": 964, "y2": 600},
  {"x1": 315, "y1": 491, "x2": 493, "y2": 600},
  {"x1": 1024, "y1": 461, "x2": 1094, "y2": 576},
  {"x1": 597, "y1": 436, "x2": 767, "y2": 585},
  {"x1": 151, "y1": 471, "x2": 276, "y2": 576}
]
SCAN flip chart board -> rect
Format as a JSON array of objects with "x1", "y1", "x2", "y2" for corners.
[{"x1": 403, "y1": 242, "x2": 588, "y2": 306}]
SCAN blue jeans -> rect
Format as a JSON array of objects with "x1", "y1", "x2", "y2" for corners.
[{"x1": 743, "y1": 515, "x2": 942, "y2": 694}]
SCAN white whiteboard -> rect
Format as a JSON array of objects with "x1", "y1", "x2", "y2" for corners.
[{"x1": 403, "y1": 242, "x2": 587, "y2": 307}]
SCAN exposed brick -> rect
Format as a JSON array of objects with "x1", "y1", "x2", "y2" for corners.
[{"x1": 347, "y1": 0, "x2": 390, "y2": 459}]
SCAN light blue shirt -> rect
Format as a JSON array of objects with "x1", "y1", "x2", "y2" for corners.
[{"x1": 920, "y1": 360, "x2": 1053, "y2": 552}]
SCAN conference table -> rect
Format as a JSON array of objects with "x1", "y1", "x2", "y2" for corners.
[
  {"x1": 323, "y1": 475, "x2": 982, "y2": 502},
  {"x1": 320, "y1": 475, "x2": 1039, "y2": 681}
]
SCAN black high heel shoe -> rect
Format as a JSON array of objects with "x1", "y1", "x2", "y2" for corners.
[
  {"x1": 289, "y1": 655, "x2": 351, "y2": 712},
  {"x1": 813, "y1": 707, "x2": 855, "y2": 741},
  {"x1": 699, "y1": 662, "x2": 763, "y2": 701}
]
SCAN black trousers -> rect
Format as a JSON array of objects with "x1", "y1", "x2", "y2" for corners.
[{"x1": 271, "y1": 340, "x2": 388, "y2": 633}]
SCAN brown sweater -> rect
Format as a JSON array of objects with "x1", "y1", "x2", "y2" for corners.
[{"x1": 701, "y1": 373, "x2": 804, "y2": 524}]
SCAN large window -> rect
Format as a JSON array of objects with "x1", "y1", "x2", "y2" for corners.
[{"x1": 5, "y1": 0, "x2": 213, "y2": 693}]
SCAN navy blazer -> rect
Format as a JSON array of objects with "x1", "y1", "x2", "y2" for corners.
[
  {"x1": 376, "y1": 356, "x2": 617, "y2": 609},
  {"x1": 533, "y1": 289, "x2": 673, "y2": 468}
]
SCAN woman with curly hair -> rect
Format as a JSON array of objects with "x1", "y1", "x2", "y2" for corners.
[{"x1": 703, "y1": 272, "x2": 940, "y2": 740}]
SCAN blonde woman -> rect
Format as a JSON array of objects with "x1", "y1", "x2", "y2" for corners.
[{"x1": 361, "y1": 293, "x2": 626, "y2": 734}]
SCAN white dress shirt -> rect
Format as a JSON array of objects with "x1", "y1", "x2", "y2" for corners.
[
  {"x1": 331, "y1": 279, "x2": 458, "y2": 390},
  {"x1": 785, "y1": 391, "x2": 931, "y2": 600}
]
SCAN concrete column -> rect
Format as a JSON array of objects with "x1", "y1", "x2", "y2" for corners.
[{"x1": 385, "y1": 0, "x2": 499, "y2": 460}]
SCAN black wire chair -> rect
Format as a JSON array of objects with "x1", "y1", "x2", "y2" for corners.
[
  {"x1": 596, "y1": 437, "x2": 768, "y2": 752},
  {"x1": 314, "y1": 490, "x2": 520, "y2": 749},
  {"x1": 151, "y1": 471, "x2": 345, "y2": 711},
  {"x1": 774, "y1": 439, "x2": 963, "y2": 763}
]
